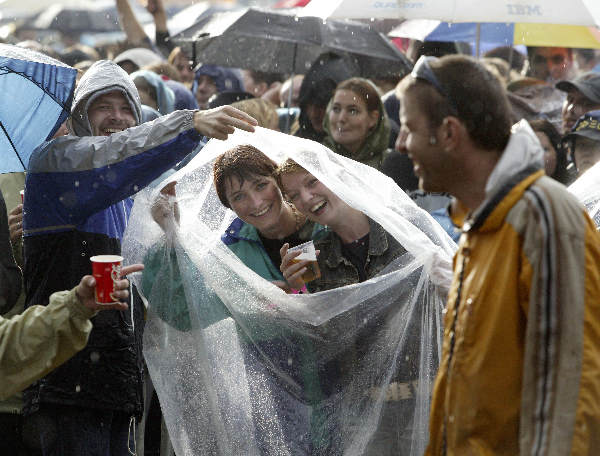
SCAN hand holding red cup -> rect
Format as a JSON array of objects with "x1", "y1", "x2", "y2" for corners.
[{"x1": 90, "y1": 255, "x2": 125, "y2": 304}]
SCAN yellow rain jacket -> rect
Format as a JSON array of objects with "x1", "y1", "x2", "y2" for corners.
[
  {"x1": 426, "y1": 122, "x2": 600, "y2": 455},
  {"x1": 0, "y1": 288, "x2": 96, "y2": 400}
]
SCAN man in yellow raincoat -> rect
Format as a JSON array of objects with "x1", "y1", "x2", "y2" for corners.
[{"x1": 396, "y1": 54, "x2": 600, "y2": 455}]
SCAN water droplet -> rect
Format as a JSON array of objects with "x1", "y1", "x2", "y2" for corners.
[
  {"x1": 74, "y1": 181, "x2": 79, "y2": 187},
  {"x1": 405, "y1": 355, "x2": 410, "y2": 361},
  {"x1": 287, "y1": 357, "x2": 293, "y2": 366},
  {"x1": 75, "y1": 385, "x2": 81, "y2": 393},
  {"x1": 90, "y1": 351, "x2": 100, "y2": 363},
  {"x1": 82, "y1": 240, "x2": 86, "y2": 245},
  {"x1": 294, "y1": 17, "x2": 299, "y2": 22},
  {"x1": 133, "y1": 185, "x2": 139, "y2": 192},
  {"x1": 81, "y1": 252, "x2": 86, "y2": 257},
  {"x1": 449, "y1": 415, "x2": 455, "y2": 423}
]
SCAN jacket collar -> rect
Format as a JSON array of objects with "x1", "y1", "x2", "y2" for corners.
[{"x1": 324, "y1": 217, "x2": 388, "y2": 268}]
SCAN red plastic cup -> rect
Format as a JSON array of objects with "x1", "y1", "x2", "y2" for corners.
[{"x1": 90, "y1": 255, "x2": 123, "y2": 304}]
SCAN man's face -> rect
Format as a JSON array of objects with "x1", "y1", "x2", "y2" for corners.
[
  {"x1": 87, "y1": 91, "x2": 136, "y2": 136},
  {"x1": 562, "y1": 89, "x2": 600, "y2": 134},
  {"x1": 573, "y1": 136, "x2": 600, "y2": 175},
  {"x1": 195, "y1": 75, "x2": 218, "y2": 109},
  {"x1": 396, "y1": 92, "x2": 450, "y2": 193},
  {"x1": 529, "y1": 47, "x2": 572, "y2": 82}
]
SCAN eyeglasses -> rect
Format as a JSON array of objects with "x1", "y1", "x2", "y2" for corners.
[{"x1": 411, "y1": 55, "x2": 458, "y2": 114}]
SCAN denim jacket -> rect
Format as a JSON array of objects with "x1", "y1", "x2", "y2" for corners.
[{"x1": 308, "y1": 217, "x2": 406, "y2": 293}]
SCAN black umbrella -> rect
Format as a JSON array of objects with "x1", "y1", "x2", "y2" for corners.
[
  {"x1": 28, "y1": 3, "x2": 122, "y2": 34},
  {"x1": 170, "y1": 7, "x2": 412, "y2": 79}
]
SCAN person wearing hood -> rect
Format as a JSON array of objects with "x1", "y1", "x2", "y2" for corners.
[
  {"x1": 397, "y1": 54, "x2": 600, "y2": 455},
  {"x1": 193, "y1": 64, "x2": 244, "y2": 110},
  {"x1": 322, "y1": 77, "x2": 390, "y2": 170},
  {"x1": 20, "y1": 60, "x2": 256, "y2": 454},
  {"x1": 130, "y1": 69, "x2": 176, "y2": 115},
  {"x1": 295, "y1": 53, "x2": 359, "y2": 143}
]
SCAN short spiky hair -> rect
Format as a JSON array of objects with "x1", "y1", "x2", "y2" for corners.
[{"x1": 213, "y1": 145, "x2": 277, "y2": 208}]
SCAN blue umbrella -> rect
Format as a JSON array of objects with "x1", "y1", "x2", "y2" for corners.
[{"x1": 0, "y1": 43, "x2": 76, "y2": 172}]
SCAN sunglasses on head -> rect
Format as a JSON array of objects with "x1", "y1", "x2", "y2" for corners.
[{"x1": 411, "y1": 55, "x2": 459, "y2": 114}]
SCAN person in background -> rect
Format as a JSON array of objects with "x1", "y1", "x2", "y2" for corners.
[
  {"x1": 193, "y1": 64, "x2": 244, "y2": 110},
  {"x1": 322, "y1": 77, "x2": 390, "y2": 170},
  {"x1": 168, "y1": 47, "x2": 195, "y2": 86},
  {"x1": 565, "y1": 110, "x2": 600, "y2": 177},
  {"x1": 397, "y1": 53, "x2": 600, "y2": 454},
  {"x1": 241, "y1": 69, "x2": 282, "y2": 98},
  {"x1": 231, "y1": 98, "x2": 280, "y2": 131},
  {"x1": 528, "y1": 118, "x2": 572, "y2": 184},
  {"x1": 527, "y1": 46, "x2": 575, "y2": 83},
  {"x1": 556, "y1": 71, "x2": 600, "y2": 134},
  {"x1": 131, "y1": 69, "x2": 176, "y2": 115}
]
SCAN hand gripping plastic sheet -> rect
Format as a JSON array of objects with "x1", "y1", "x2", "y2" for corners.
[
  {"x1": 569, "y1": 161, "x2": 600, "y2": 228},
  {"x1": 122, "y1": 127, "x2": 457, "y2": 456}
]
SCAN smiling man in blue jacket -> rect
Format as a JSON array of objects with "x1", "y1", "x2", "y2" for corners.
[{"x1": 20, "y1": 59, "x2": 255, "y2": 455}]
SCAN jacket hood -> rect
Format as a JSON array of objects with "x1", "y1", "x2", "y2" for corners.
[
  {"x1": 69, "y1": 60, "x2": 142, "y2": 137},
  {"x1": 130, "y1": 69, "x2": 175, "y2": 115},
  {"x1": 193, "y1": 64, "x2": 243, "y2": 94},
  {"x1": 322, "y1": 87, "x2": 390, "y2": 164},
  {"x1": 296, "y1": 52, "x2": 359, "y2": 141},
  {"x1": 484, "y1": 120, "x2": 544, "y2": 200}
]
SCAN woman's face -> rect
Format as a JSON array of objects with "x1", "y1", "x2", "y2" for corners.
[
  {"x1": 280, "y1": 171, "x2": 347, "y2": 227},
  {"x1": 224, "y1": 174, "x2": 284, "y2": 233},
  {"x1": 535, "y1": 131, "x2": 557, "y2": 177},
  {"x1": 328, "y1": 89, "x2": 379, "y2": 152}
]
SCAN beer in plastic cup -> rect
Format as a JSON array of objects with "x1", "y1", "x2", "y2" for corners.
[
  {"x1": 288, "y1": 240, "x2": 321, "y2": 283},
  {"x1": 90, "y1": 255, "x2": 123, "y2": 304}
]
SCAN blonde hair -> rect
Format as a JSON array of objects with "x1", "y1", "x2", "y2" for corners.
[{"x1": 231, "y1": 98, "x2": 279, "y2": 131}]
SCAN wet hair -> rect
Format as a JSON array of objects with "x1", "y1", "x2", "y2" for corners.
[
  {"x1": 273, "y1": 159, "x2": 307, "y2": 195},
  {"x1": 143, "y1": 61, "x2": 181, "y2": 82},
  {"x1": 397, "y1": 55, "x2": 512, "y2": 152},
  {"x1": 245, "y1": 70, "x2": 282, "y2": 87},
  {"x1": 213, "y1": 145, "x2": 278, "y2": 208},
  {"x1": 528, "y1": 118, "x2": 570, "y2": 184},
  {"x1": 334, "y1": 77, "x2": 382, "y2": 114}
]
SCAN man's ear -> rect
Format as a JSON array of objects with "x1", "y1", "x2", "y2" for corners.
[{"x1": 440, "y1": 116, "x2": 463, "y2": 151}]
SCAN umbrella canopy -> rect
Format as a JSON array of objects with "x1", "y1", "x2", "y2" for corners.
[
  {"x1": 389, "y1": 20, "x2": 600, "y2": 52},
  {"x1": 0, "y1": 44, "x2": 76, "y2": 172},
  {"x1": 393, "y1": 0, "x2": 600, "y2": 26},
  {"x1": 29, "y1": 3, "x2": 121, "y2": 34},
  {"x1": 171, "y1": 7, "x2": 412, "y2": 78},
  {"x1": 299, "y1": 0, "x2": 403, "y2": 19}
]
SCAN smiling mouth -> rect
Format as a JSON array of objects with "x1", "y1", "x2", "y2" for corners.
[
  {"x1": 102, "y1": 128, "x2": 125, "y2": 135},
  {"x1": 310, "y1": 201, "x2": 327, "y2": 214},
  {"x1": 251, "y1": 205, "x2": 270, "y2": 217}
]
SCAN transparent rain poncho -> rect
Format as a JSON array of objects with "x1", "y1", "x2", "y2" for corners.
[
  {"x1": 569, "y1": 160, "x2": 600, "y2": 228},
  {"x1": 122, "y1": 127, "x2": 457, "y2": 456}
]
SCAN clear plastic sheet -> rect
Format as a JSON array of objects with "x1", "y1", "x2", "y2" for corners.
[
  {"x1": 569, "y1": 160, "x2": 600, "y2": 228},
  {"x1": 122, "y1": 127, "x2": 457, "y2": 455}
]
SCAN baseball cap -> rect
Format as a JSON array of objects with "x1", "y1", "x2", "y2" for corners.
[
  {"x1": 556, "y1": 72, "x2": 600, "y2": 104},
  {"x1": 564, "y1": 110, "x2": 600, "y2": 142}
]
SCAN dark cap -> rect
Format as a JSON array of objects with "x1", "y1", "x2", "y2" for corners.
[
  {"x1": 564, "y1": 110, "x2": 600, "y2": 142},
  {"x1": 556, "y1": 72, "x2": 600, "y2": 104}
]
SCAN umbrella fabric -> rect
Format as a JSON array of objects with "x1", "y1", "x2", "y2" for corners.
[
  {"x1": 393, "y1": 0, "x2": 600, "y2": 27},
  {"x1": 389, "y1": 20, "x2": 600, "y2": 51},
  {"x1": 29, "y1": 3, "x2": 122, "y2": 34},
  {"x1": 299, "y1": 0, "x2": 404, "y2": 20},
  {"x1": 171, "y1": 7, "x2": 412, "y2": 78},
  {"x1": 0, "y1": 44, "x2": 76, "y2": 173}
]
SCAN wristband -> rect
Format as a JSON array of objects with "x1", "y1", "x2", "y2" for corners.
[{"x1": 290, "y1": 284, "x2": 308, "y2": 294}]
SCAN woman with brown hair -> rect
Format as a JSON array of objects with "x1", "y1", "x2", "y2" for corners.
[{"x1": 323, "y1": 77, "x2": 391, "y2": 170}]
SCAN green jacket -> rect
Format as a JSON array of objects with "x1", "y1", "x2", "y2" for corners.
[{"x1": 322, "y1": 93, "x2": 391, "y2": 170}]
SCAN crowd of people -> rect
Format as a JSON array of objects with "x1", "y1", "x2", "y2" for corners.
[{"x1": 1, "y1": 0, "x2": 600, "y2": 454}]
